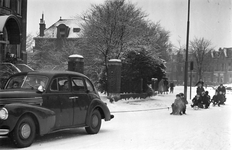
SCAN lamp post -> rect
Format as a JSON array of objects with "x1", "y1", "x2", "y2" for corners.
[{"x1": 184, "y1": 0, "x2": 190, "y2": 98}]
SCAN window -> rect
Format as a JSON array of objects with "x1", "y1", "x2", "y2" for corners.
[
  {"x1": 71, "y1": 77, "x2": 85, "y2": 92},
  {"x1": 85, "y1": 79, "x2": 94, "y2": 92},
  {"x1": 50, "y1": 79, "x2": 58, "y2": 91},
  {"x1": 59, "y1": 28, "x2": 66, "y2": 38},
  {"x1": 17, "y1": 0, "x2": 22, "y2": 15},
  {"x1": 17, "y1": 44, "x2": 20, "y2": 58},
  {"x1": 58, "y1": 78, "x2": 69, "y2": 91},
  {"x1": 3, "y1": 0, "x2": 10, "y2": 7},
  {"x1": 0, "y1": 0, "x2": 3, "y2": 7},
  {"x1": 73, "y1": 28, "x2": 80, "y2": 33},
  {"x1": 51, "y1": 77, "x2": 69, "y2": 91}
]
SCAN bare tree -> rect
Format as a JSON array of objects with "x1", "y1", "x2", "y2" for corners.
[
  {"x1": 190, "y1": 37, "x2": 213, "y2": 80},
  {"x1": 26, "y1": 33, "x2": 34, "y2": 53}
]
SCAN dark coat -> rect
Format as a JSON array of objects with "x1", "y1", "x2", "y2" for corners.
[
  {"x1": 196, "y1": 87, "x2": 205, "y2": 95},
  {"x1": 217, "y1": 86, "x2": 226, "y2": 93}
]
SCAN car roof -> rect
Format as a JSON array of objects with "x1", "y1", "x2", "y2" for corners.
[
  {"x1": 10, "y1": 70, "x2": 88, "y2": 79},
  {"x1": 0, "y1": 62, "x2": 21, "y2": 72}
]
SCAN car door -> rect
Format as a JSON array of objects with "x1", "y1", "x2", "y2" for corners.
[
  {"x1": 70, "y1": 76, "x2": 91, "y2": 125},
  {"x1": 44, "y1": 76, "x2": 73, "y2": 129}
]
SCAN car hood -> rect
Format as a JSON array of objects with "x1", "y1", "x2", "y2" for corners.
[{"x1": 0, "y1": 90, "x2": 42, "y2": 105}]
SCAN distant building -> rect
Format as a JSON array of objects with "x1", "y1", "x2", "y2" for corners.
[
  {"x1": 166, "y1": 47, "x2": 232, "y2": 85},
  {"x1": 33, "y1": 15, "x2": 96, "y2": 69},
  {"x1": 0, "y1": 0, "x2": 27, "y2": 63}
]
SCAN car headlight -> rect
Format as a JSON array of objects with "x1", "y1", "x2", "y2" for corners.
[{"x1": 0, "y1": 107, "x2": 8, "y2": 120}]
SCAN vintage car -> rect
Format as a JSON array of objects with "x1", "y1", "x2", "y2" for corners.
[{"x1": 0, "y1": 71, "x2": 114, "y2": 148}]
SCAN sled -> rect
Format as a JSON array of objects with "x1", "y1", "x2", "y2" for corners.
[{"x1": 193, "y1": 106, "x2": 199, "y2": 110}]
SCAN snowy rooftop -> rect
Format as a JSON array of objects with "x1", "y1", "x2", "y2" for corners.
[{"x1": 39, "y1": 17, "x2": 84, "y2": 38}]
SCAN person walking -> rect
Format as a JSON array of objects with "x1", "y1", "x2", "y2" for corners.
[{"x1": 169, "y1": 81, "x2": 175, "y2": 93}]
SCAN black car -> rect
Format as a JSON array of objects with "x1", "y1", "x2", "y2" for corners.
[{"x1": 0, "y1": 71, "x2": 114, "y2": 148}]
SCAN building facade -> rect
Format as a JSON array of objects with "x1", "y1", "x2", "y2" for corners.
[
  {"x1": 0, "y1": 0, "x2": 27, "y2": 63},
  {"x1": 33, "y1": 15, "x2": 98, "y2": 71},
  {"x1": 166, "y1": 47, "x2": 232, "y2": 86}
]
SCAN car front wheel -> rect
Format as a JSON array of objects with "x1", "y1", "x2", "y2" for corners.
[
  {"x1": 85, "y1": 109, "x2": 102, "y2": 134},
  {"x1": 10, "y1": 115, "x2": 36, "y2": 148}
]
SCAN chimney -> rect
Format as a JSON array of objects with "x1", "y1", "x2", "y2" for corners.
[{"x1": 39, "y1": 13, "x2": 46, "y2": 37}]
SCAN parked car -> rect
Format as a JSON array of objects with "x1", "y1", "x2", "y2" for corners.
[
  {"x1": 0, "y1": 63, "x2": 34, "y2": 88},
  {"x1": 0, "y1": 71, "x2": 114, "y2": 148}
]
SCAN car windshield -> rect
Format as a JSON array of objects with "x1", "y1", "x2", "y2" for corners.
[
  {"x1": 0, "y1": 63, "x2": 19, "y2": 77},
  {"x1": 5, "y1": 75, "x2": 49, "y2": 90}
]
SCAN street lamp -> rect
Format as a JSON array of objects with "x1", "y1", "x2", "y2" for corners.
[{"x1": 184, "y1": 0, "x2": 190, "y2": 98}]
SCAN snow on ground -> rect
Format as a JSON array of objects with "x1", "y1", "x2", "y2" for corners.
[
  {"x1": 101, "y1": 86, "x2": 217, "y2": 112},
  {"x1": 0, "y1": 86, "x2": 231, "y2": 150}
]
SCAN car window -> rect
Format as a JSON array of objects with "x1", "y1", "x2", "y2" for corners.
[
  {"x1": 71, "y1": 77, "x2": 85, "y2": 92},
  {"x1": 6, "y1": 75, "x2": 48, "y2": 90},
  {"x1": 50, "y1": 78, "x2": 58, "y2": 91},
  {"x1": 58, "y1": 77, "x2": 69, "y2": 92},
  {"x1": 85, "y1": 79, "x2": 94, "y2": 92}
]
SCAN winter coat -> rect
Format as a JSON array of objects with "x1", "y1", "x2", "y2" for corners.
[
  {"x1": 217, "y1": 86, "x2": 226, "y2": 94},
  {"x1": 171, "y1": 98, "x2": 185, "y2": 115},
  {"x1": 169, "y1": 82, "x2": 175, "y2": 89},
  {"x1": 196, "y1": 87, "x2": 205, "y2": 95}
]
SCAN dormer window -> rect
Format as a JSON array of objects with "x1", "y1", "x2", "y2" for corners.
[
  {"x1": 59, "y1": 28, "x2": 66, "y2": 38},
  {"x1": 57, "y1": 24, "x2": 69, "y2": 38},
  {"x1": 73, "y1": 28, "x2": 81, "y2": 33}
]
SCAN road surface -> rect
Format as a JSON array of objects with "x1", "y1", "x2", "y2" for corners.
[{"x1": 0, "y1": 86, "x2": 231, "y2": 150}]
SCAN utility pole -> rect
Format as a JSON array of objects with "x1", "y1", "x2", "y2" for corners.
[{"x1": 184, "y1": 0, "x2": 190, "y2": 97}]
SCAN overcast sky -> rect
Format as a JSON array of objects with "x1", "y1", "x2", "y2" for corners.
[{"x1": 27, "y1": 0, "x2": 232, "y2": 50}]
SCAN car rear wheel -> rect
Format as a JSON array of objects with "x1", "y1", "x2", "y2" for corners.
[
  {"x1": 85, "y1": 109, "x2": 101, "y2": 134},
  {"x1": 10, "y1": 115, "x2": 36, "y2": 148}
]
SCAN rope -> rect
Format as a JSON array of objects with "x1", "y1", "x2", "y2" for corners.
[{"x1": 111, "y1": 107, "x2": 170, "y2": 113}]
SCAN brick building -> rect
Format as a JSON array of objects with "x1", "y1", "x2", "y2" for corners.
[
  {"x1": 33, "y1": 15, "x2": 96, "y2": 69},
  {"x1": 0, "y1": 0, "x2": 27, "y2": 63},
  {"x1": 166, "y1": 47, "x2": 232, "y2": 86}
]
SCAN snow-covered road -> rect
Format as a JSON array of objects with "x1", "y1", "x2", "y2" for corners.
[{"x1": 0, "y1": 86, "x2": 231, "y2": 150}]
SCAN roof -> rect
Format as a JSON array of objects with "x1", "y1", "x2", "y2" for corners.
[
  {"x1": 38, "y1": 17, "x2": 84, "y2": 38},
  {"x1": 11, "y1": 70, "x2": 88, "y2": 79}
]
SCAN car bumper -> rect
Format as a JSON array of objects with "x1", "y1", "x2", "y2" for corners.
[{"x1": 0, "y1": 129, "x2": 9, "y2": 135}]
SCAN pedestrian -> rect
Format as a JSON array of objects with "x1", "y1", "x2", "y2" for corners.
[
  {"x1": 163, "y1": 79, "x2": 169, "y2": 94},
  {"x1": 169, "y1": 81, "x2": 175, "y2": 93},
  {"x1": 158, "y1": 79, "x2": 164, "y2": 94}
]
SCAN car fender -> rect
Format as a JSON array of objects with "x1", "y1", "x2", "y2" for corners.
[
  {"x1": 86, "y1": 99, "x2": 112, "y2": 126},
  {"x1": 4, "y1": 103, "x2": 56, "y2": 135}
]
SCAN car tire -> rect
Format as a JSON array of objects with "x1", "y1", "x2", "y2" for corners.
[
  {"x1": 85, "y1": 109, "x2": 102, "y2": 134},
  {"x1": 10, "y1": 115, "x2": 36, "y2": 148}
]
